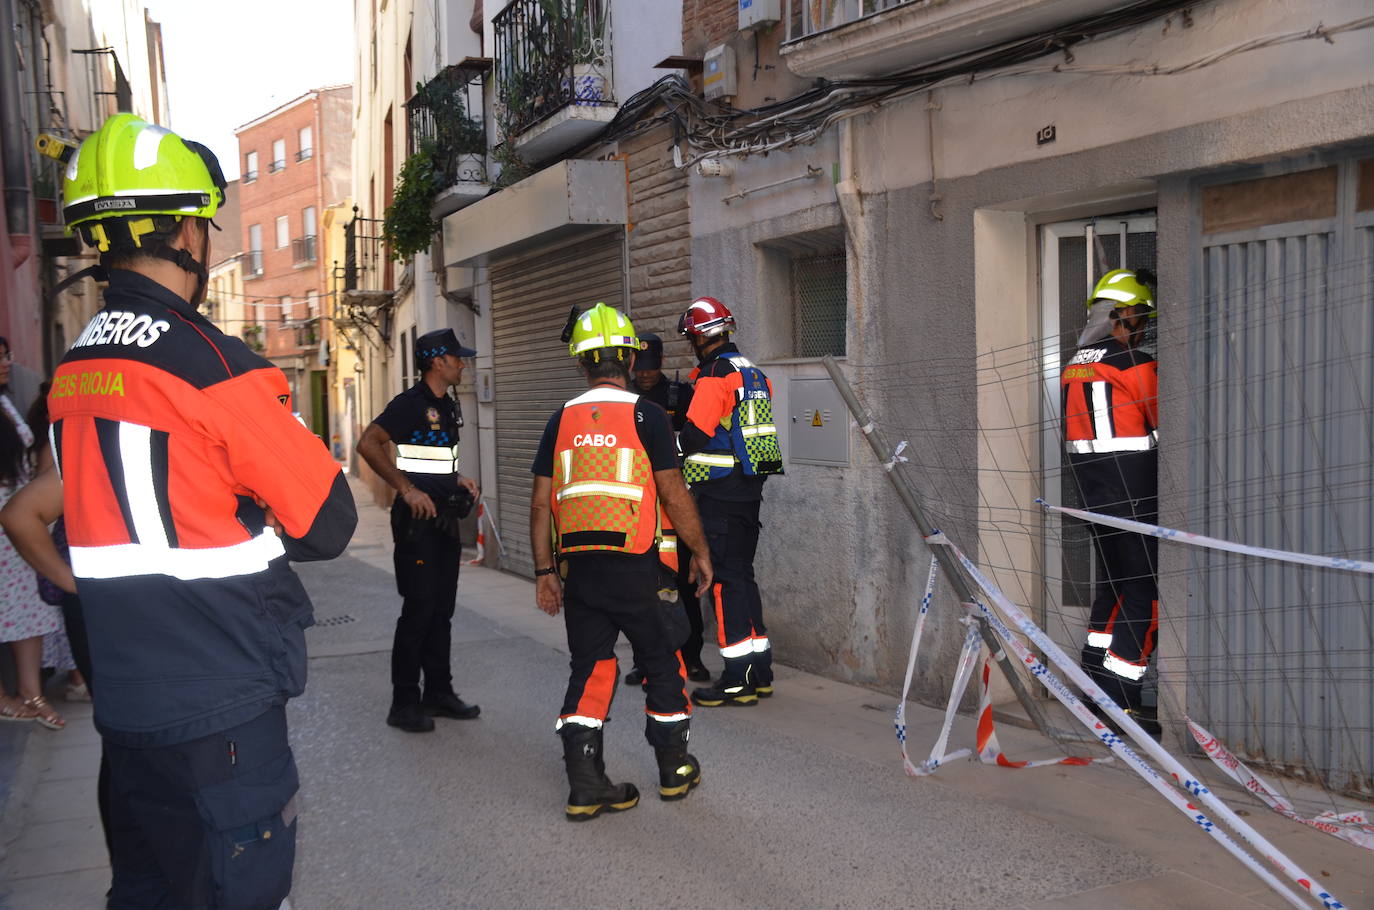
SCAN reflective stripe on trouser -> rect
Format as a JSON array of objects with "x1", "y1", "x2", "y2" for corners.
[
  {"x1": 558, "y1": 553, "x2": 689, "y2": 736},
  {"x1": 700, "y1": 499, "x2": 771, "y2": 687}
]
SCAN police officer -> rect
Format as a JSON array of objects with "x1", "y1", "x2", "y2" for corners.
[
  {"x1": 1062, "y1": 269, "x2": 1160, "y2": 738},
  {"x1": 624, "y1": 333, "x2": 710, "y2": 683},
  {"x1": 677, "y1": 297, "x2": 784, "y2": 707},
  {"x1": 530, "y1": 303, "x2": 713, "y2": 821},
  {"x1": 357, "y1": 329, "x2": 482, "y2": 733},
  {"x1": 45, "y1": 115, "x2": 357, "y2": 909}
]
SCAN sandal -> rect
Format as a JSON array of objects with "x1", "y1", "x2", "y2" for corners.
[
  {"x1": 64, "y1": 682, "x2": 91, "y2": 703},
  {"x1": 22, "y1": 695, "x2": 65, "y2": 730},
  {"x1": 0, "y1": 696, "x2": 35, "y2": 722}
]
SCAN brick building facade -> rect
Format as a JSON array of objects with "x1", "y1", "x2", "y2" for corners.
[{"x1": 235, "y1": 85, "x2": 352, "y2": 436}]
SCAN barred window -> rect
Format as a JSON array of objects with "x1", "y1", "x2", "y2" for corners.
[{"x1": 791, "y1": 252, "x2": 847, "y2": 357}]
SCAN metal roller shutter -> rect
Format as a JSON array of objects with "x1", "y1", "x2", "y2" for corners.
[{"x1": 490, "y1": 230, "x2": 626, "y2": 576}]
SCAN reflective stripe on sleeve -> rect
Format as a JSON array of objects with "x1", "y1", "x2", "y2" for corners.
[
  {"x1": 1086, "y1": 631, "x2": 1113, "y2": 648},
  {"x1": 1103, "y1": 651, "x2": 1148, "y2": 681},
  {"x1": 752, "y1": 636, "x2": 771, "y2": 653},
  {"x1": 71, "y1": 530, "x2": 286, "y2": 581}
]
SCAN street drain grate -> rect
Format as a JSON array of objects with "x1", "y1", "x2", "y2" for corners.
[{"x1": 315, "y1": 614, "x2": 357, "y2": 628}]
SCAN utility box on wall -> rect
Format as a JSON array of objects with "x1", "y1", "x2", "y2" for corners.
[
  {"x1": 789, "y1": 377, "x2": 849, "y2": 466},
  {"x1": 703, "y1": 45, "x2": 737, "y2": 101},
  {"x1": 739, "y1": 0, "x2": 781, "y2": 30}
]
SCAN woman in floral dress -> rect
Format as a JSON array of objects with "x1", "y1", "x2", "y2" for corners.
[{"x1": 0, "y1": 337, "x2": 64, "y2": 730}]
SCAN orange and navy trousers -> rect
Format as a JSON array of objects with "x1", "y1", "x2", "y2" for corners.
[
  {"x1": 697, "y1": 497, "x2": 772, "y2": 687},
  {"x1": 555, "y1": 551, "x2": 690, "y2": 746}
]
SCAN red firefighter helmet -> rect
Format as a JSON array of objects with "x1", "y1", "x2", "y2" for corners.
[{"x1": 678, "y1": 296, "x2": 736, "y2": 338}]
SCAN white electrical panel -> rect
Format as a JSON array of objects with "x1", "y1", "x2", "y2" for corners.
[
  {"x1": 703, "y1": 45, "x2": 737, "y2": 101},
  {"x1": 738, "y1": 0, "x2": 781, "y2": 30}
]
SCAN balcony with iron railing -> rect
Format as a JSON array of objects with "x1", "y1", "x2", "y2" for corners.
[
  {"x1": 406, "y1": 59, "x2": 492, "y2": 217},
  {"x1": 779, "y1": 0, "x2": 1140, "y2": 79},
  {"x1": 340, "y1": 207, "x2": 394, "y2": 304},
  {"x1": 292, "y1": 235, "x2": 317, "y2": 265},
  {"x1": 243, "y1": 249, "x2": 264, "y2": 278},
  {"x1": 493, "y1": 0, "x2": 617, "y2": 163}
]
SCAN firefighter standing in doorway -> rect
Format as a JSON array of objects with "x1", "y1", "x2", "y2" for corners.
[
  {"x1": 622, "y1": 332, "x2": 711, "y2": 684},
  {"x1": 45, "y1": 114, "x2": 357, "y2": 908},
  {"x1": 530, "y1": 303, "x2": 713, "y2": 821},
  {"x1": 357, "y1": 329, "x2": 482, "y2": 733},
  {"x1": 677, "y1": 297, "x2": 784, "y2": 707},
  {"x1": 1062, "y1": 268, "x2": 1161, "y2": 738}
]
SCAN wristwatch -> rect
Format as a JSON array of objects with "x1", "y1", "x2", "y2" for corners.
[{"x1": 534, "y1": 566, "x2": 558, "y2": 577}]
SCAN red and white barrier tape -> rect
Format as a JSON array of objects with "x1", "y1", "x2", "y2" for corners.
[
  {"x1": 897, "y1": 558, "x2": 1102, "y2": 776},
  {"x1": 1039, "y1": 500, "x2": 1374, "y2": 575},
  {"x1": 466, "y1": 502, "x2": 487, "y2": 565},
  {"x1": 1187, "y1": 718, "x2": 1374, "y2": 852},
  {"x1": 974, "y1": 656, "x2": 1096, "y2": 769},
  {"x1": 930, "y1": 532, "x2": 1345, "y2": 909}
]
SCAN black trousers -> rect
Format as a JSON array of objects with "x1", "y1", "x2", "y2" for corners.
[
  {"x1": 1082, "y1": 497, "x2": 1160, "y2": 707},
  {"x1": 105, "y1": 706, "x2": 298, "y2": 910},
  {"x1": 697, "y1": 498, "x2": 771, "y2": 687},
  {"x1": 391, "y1": 500, "x2": 461, "y2": 705},
  {"x1": 675, "y1": 539, "x2": 706, "y2": 668},
  {"x1": 59, "y1": 592, "x2": 113, "y2": 864},
  {"x1": 560, "y1": 553, "x2": 689, "y2": 746}
]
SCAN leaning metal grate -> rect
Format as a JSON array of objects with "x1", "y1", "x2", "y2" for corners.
[
  {"x1": 792, "y1": 252, "x2": 847, "y2": 357},
  {"x1": 314, "y1": 614, "x2": 357, "y2": 628}
]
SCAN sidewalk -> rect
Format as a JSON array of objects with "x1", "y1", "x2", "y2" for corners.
[{"x1": 2, "y1": 478, "x2": 1371, "y2": 908}]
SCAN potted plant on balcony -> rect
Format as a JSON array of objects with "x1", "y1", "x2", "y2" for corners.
[
  {"x1": 417, "y1": 76, "x2": 487, "y2": 186},
  {"x1": 568, "y1": 1, "x2": 607, "y2": 105},
  {"x1": 383, "y1": 139, "x2": 442, "y2": 261}
]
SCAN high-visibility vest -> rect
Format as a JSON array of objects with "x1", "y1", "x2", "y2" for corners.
[
  {"x1": 551, "y1": 388, "x2": 660, "y2": 556},
  {"x1": 682, "y1": 354, "x2": 783, "y2": 485}
]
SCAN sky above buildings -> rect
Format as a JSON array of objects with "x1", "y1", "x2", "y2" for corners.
[{"x1": 142, "y1": 0, "x2": 355, "y2": 180}]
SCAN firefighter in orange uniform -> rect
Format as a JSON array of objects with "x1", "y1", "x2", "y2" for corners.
[
  {"x1": 530, "y1": 303, "x2": 713, "y2": 821},
  {"x1": 45, "y1": 115, "x2": 356, "y2": 908},
  {"x1": 1062, "y1": 268, "x2": 1160, "y2": 737}
]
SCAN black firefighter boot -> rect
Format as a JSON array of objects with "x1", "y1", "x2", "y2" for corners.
[
  {"x1": 560, "y1": 725, "x2": 640, "y2": 822},
  {"x1": 650, "y1": 718, "x2": 702, "y2": 801}
]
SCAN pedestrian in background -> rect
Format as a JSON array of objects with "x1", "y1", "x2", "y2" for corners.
[
  {"x1": 46, "y1": 115, "x2": 357, "y2": 909},
  {"x1": 0, "y1": 337, "x2": 65, "y2": 731},
  {"x1": 530, "y1": 303, "x2": 712, "y2": 821},
  {"x1": 357, "y1": 328, "x2": 482, "y2": 733}
]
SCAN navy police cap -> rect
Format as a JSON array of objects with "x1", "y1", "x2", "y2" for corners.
[
  {"x1": 636, "y1": 332, "x2": 663, "y2": 371},
  {"x1": 416, "y1": 328, "x2": 476, "y2": 362}
]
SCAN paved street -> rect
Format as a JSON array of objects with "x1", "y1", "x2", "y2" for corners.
[{"x1": 2, "y1": 479, "x2": 1372, "y2": 909}]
